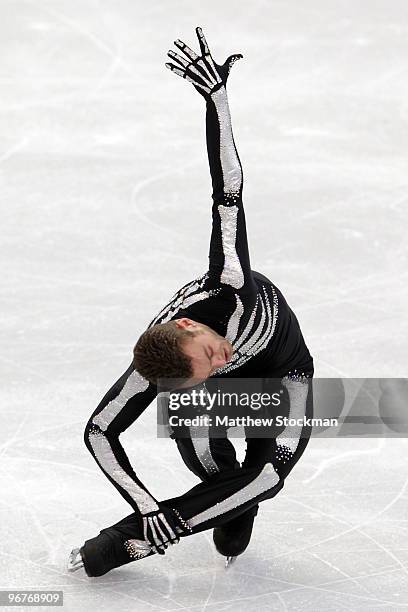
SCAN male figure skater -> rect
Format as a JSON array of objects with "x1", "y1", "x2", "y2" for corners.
[{"x1": 68, "y1": 27, "x2": 314, "y2": 577}]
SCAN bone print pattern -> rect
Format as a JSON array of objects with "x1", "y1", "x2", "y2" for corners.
[
  {"x1": 165, "y1": 27, "x2": 242, "y2": 99},
  {"x1": 83, "y1": 28, "x2": 313, "y2": 543}
]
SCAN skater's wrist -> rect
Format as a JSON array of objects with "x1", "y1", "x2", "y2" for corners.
[
  {"x1": 210, "y1": 84, "x2": 227, "y2": 103},
  {"x1": 138, "y1": 496, "x2": 160, "y2": 515}
]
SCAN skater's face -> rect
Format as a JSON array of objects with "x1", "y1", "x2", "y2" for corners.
[{"x1": 175, "y1": 318, "x2": 233, "y2": 384}]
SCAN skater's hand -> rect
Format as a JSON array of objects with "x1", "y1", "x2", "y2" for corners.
[
  {"x1": 142, "y1": 506, "x2": 192, "y2": 555},
  {"x1": 165, "y1": 26, "x2": 243, "y2": 100}
]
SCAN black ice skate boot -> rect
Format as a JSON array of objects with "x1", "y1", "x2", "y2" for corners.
[
  {"x1": 76, "y1": 528, "x2": 151, "y2": 577},
  {"x1": 213, "y1": 505, "x2": 258, "y2": 567}
]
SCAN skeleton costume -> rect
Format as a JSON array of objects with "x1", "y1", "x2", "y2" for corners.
[{"x1": 77, "y1": 28, "x2": 314, "y2": 577}]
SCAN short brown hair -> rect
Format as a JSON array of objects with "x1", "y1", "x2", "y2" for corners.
[{"x1": 133, "y1": 321, "x2": 194, "y2": 386}]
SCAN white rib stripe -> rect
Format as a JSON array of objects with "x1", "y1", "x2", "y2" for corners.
[{"x1": 226, "y1": 294, "x2": 244, "y2": 343}]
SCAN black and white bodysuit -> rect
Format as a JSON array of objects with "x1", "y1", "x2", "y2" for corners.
[{"x1": 82, "y1": 75, "x2": 314, "y2": 576}]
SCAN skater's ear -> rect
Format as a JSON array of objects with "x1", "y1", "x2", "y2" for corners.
[{"x1": 174, "y1": 318, "x2": 198, "y2": 330}]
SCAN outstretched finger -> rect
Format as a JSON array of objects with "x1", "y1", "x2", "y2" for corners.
[
  {"x1": 167, "y1": 53, "x2": 211, "y2": 86},
  {"x1": 196, "y1": 26, "x2": 211, "y2": 56},
  {"x1": 165, "y1": 63, "x2": 186, "y2": 78},
  {"x1": 165, "y1": 63, "x2": 211, "y2": 94},
  {"x1": 167, "y1": 49, "x2": 189, "y2": 69},
  {"x1": 174, "y1": 38, "x2": 199, "y2": 62}
]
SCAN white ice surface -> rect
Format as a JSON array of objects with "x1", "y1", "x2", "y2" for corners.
[{"x1": 1, "y1": 1, "x2": 408, "y2": 610}]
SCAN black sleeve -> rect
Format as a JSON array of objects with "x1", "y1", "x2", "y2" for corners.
[
  {"x1": 83, "y1": 363, "x2": 160, "y2": 516},
  {"x1": 205, "y1": 86, "x2": 255, "y2": 294}
]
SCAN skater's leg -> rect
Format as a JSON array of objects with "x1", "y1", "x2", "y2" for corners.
[
  {"x1": 80, "y1": 512, "x2": 151, "y2": 577},
  {"x1": 80, "y1": 374, "x2": 313, "y2": 576},
  {"x1": 243, "y1": 371, "x2": 314, "y2": 479},
  {"x1": 211, "y1": 372, "x2": 314, "y2": 559},
  {"x1": 80, "y1": 434, "x2": 241, "y2": 577},
  {"x1": 167, "y1": 371, "x2": 314, "y2": 532},
  {"x1": 173, "y1": 425, "x2": 256, "y2": 561},
  {"x1": 80, "y1": 463, "x2": 285, "y2": 576}
]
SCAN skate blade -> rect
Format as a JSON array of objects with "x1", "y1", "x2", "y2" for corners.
[
  {"x1": 67, "y1": 547, "x2": 84, "y2": 572},
  {"x1": 225, "y1": 556, "x2": 237, "y2": 568}
]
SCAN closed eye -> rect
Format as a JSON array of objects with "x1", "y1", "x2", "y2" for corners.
[{"x1": 205, "y1": 347, "x2": 213, "y2": 362}]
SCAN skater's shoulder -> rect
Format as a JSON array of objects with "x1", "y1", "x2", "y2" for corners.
[
  {"x1": 251, "y1": 270, "x2": 286, "y2": 298},
  {"x1": 251, "y1": 270, "x2": 273, "y2": 285},
  {"x1": 251, "y1": 270, "x2": 278, "y2": 292}
]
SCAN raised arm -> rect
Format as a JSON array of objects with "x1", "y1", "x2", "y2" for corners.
[
  {"x1": 166, "y1": 27, "x2": 255, "y2": 293},
  {"x1": 205, "y1": 87, "x2": 253, "y2": 290},
  {"x1": 84, "y1": 364, "x2": 190, "y2": 554}
]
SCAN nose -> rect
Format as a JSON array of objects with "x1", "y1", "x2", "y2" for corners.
[
  {"x1": 212, "y1": 359, "x2": 223, "y2": 369},
  {"x1": 212, "y1": 353, "x2": 226, "y2": 369}
]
